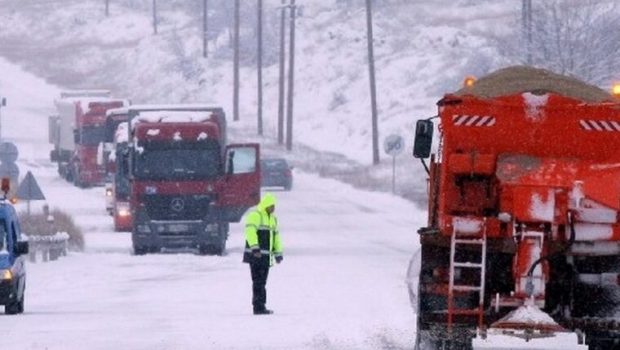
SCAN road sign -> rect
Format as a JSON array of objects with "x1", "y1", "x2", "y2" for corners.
[
  {"x1": 383, "y1": 134, "x2": 405, "y2": 157},
  {"x1": 0, "y1": 142, "x2": 18, "y2": 164},
  {"x1": 383, "y1": 134, "x2": 405, "y2": 195},
  {"x1": 0, "y1": 162, "x2": 19, "y2": 183},
  {"x1": 17, "y1": 171, "x2": 45, "y2": 201}
]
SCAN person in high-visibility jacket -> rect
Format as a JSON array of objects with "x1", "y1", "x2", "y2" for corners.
[{"x1": 242, "y1": 193, "x2": 283, "y2": 315}]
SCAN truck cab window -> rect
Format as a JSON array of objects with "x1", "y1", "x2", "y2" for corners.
[{"x1": 226, "y1": 147, "x2": 257, "y2": 175}]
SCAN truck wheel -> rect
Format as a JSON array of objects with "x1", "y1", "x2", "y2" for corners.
[
  {"x1": 213, "y1": 241, "x2": 226, "y2": 256},
  {"x1": 197, "y1": 244, "x2": 212, "y2": 255},
  {"x1": 64, "y1": 167, "x2": 73, "y2": 182},
  {"x1": 133, "y1": 245, "x2": 147, "y2": 255}
]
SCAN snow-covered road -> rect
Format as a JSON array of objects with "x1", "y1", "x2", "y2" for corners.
[{"x1": 0, "y1": 58, "x2": 424, "y2": 349}]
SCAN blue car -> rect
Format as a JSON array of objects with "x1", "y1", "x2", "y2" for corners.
[
  {"x1": 0, "y1": 201, "x2": 29, "y2": 314},
  {"x1": 260, "y1": 158, "x2": 293, "y2": 191}
]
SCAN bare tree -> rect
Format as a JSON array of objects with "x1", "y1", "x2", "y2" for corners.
[{"x1": 498, "y1": 0, "x2": 620, "y2": 85}]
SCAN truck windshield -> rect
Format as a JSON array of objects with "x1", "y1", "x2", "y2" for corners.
[
  {"x1": 79, "y1": 126, "x2": 106, "y2": 146},
  {"x1": 134, "y1": 146, "x2": 221, "y2": 180}
]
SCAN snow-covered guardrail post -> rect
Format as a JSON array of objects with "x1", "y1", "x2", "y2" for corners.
[{"x1": 24, "y1": 232, "x2": 69, "y2": 263}]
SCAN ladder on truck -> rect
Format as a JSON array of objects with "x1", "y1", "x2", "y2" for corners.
[{"x1": 447, "y1": 219, "x2": 487, "y2": 331}]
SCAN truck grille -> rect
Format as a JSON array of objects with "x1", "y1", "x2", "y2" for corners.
[{"x1": 142, "y1": 194, "x2": 212, "y2": 220}]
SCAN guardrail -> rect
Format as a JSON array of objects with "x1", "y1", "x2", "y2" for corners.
[{"x1": 23, "y1": 232, "x2": 69, "y2": 263}]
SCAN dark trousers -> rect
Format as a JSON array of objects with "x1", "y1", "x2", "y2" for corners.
[{"x1": 250, "y1": 263, "x2": 270, "y2": 311}]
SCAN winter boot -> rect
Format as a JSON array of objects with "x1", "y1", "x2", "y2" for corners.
[{"x1": 253, "y1": 308, "x2": 274, "y2": 315}]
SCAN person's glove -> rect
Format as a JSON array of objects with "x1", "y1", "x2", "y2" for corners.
[
  {"x1": 275, "y1": 255, "x2": 283, "y2": 264},
  {"x1": 252, "y1": 248, "x2": 261, "y2": 258}
]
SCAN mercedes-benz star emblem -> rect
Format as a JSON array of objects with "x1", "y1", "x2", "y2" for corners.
[{"x1": 171, "y1": 198, "x2": 185, "y2": 212}]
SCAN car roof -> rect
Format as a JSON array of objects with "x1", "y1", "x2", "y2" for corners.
[{"x1": 261, "y1": 158, "x2": 288, "y2": 164}]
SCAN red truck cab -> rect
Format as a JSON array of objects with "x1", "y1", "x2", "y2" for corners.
[
  {"x1": 127, "y1": 105, "x2": 260, "y2": 255},
  {"x1": 72, "y1": 100, "x2": 126, "y2": 187}
]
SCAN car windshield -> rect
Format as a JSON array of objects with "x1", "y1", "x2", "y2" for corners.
[
  {"x1": 134, "y1": 143, "x2": 221, "y2": 180},
  {"x1": 262, "y1": 159, "x2": 288, "y2": 170}
]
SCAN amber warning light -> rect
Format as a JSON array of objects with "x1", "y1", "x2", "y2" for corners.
[
  {"x1": 613, "y1": 83, "x2": 620, "y2": 96},
  {"x1": 463, "y1": 76, "x2": 476, "y2": 88},
  {"x1": 1, "y1": 178, "x2": 9, "y2": 196}
]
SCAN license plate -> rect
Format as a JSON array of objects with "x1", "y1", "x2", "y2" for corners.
[{"x1": 168, "y1": 224, "x2": 189, "y2": 232}]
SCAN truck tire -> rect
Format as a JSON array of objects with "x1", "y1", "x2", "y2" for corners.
[
  {"x1": 133, "y1": 245, "x2": 147, "y2": 255},
  {"x1": 197, "y1": 244, "x2": 210, "y2": 255},
  {"x1": 214, "y1": 240, "x2": 226, "y2": 256},
  {"x1": 216, "y1": 223, "x2": 228, "y2": 255},
  {"x1": 197, "y1": 241, "x2": 225, "y2": 256}
]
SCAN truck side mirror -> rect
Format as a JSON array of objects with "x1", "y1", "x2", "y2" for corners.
[
  {"x1": 413, "y1": 119, "x2": 434, "y2": 159},
  {"x1": 73, "y1": 129, "x2": 80, "y2": 144},
  {"x1": 1, "y1": 98, "x2": 6, "y2": 107},
  {"x1": 15, "y1": 241, "x2": 29, "y2": 256}
]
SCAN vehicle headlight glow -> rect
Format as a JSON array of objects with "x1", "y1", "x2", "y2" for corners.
[
  {"x1": 116, "y1": 202, "x2": 131, "y2": 217},
  {"x1": 1, "y1": 269, "x2": 12, "y2": 280}
]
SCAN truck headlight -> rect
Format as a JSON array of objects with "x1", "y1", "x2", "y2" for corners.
[
  {"x1": 1, "y1": 269, "x2": 12, "y2": 280},
  {"x1": 117, "y1": 202, "x2": 131, "y2": 217}
]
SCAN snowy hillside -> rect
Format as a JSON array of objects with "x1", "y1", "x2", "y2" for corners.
[{"x1": 0, "y1": 0, "x2": 524, "y2": 204}]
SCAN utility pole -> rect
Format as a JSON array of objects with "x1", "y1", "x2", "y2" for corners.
[
  {"x1": 257, "y1": 0, "x2": 264, "y2": 135},
  {"x1": 0, "y1": 98, "x2": 5, "y2": 142},
  {"x1": 285, "y1": 0, "x2": 296, "y2": 151},
  {"x1": 233, "y1": 0, "x2": 240, "y2": 121},
  {"x1": 277, "y1": 0, "x2": 287, "y2": 144},
  {"x1": 365, "y1": 0, "x2": 380, "y2": 165},
  {"x1": 152, "y1": 0, "x2": 158, "y2": 35},
  {"x1": 203, "y1": 0, "x2": 208, "y2": 58},
  {"x1": 522, "y1": 0, "x2": 532, "y2": 64},
  {"x1": 105, "y1": 0, "x2": 109, "y2": 16}
]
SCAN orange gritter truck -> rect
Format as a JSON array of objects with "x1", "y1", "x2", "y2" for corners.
[{"x1": 412, "y1": 66, "x2": 620, "y2": 349}]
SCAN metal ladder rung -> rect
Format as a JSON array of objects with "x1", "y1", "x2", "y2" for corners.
[
  {"x1": 453, "y1": 285, "x2": 481, "y2": 292},
  {"x1": 454, "y1": 238, "x2": 485, "y2": 245},
  {"x1": 448, "y1": 219, "x2": 487, "y2": 330},
  {"x1": 453, "y1": 262, "x2": 483, "y2": 268}
]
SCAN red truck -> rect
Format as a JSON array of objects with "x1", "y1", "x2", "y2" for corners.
[
  {"x1": 49, "y1": 91, "x2": 128, "y2": 187},
  {"x1": 412, "y1": 66, "x2": 620, "y2": 349},
  {"x1": 127, "y1": 105, "x2": 260, "y2": 255},
  {"x1": 103, "y1": 108, "x2": 132, "y2": 231}
]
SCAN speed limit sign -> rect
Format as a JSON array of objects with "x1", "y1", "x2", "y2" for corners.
[{"x1": 383, "y1": 134, "x2": 404, "y2": 157}]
